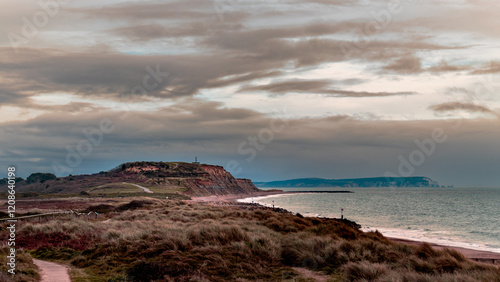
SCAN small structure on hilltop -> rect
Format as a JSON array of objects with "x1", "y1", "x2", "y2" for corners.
[{"x1": 193, "y1": 157, "x2": 200, "y2": 164}]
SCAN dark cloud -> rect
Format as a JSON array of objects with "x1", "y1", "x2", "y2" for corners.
[
  {"x1": 338, "y1": 78, "x2": 368, "y2": 85},
  {"x1": 239, "y1": 79, "x2": 332, "y2": 94},
  {"x1": 205, "y1": 70, "x2": 283, "y2": 89},
  {"x1": 238, "y1": 79, "x2": 415, "y2": 97},
  {"x1": 2, "y1": 105, "x2": 500, "y2": 186},
  {"x1": 429, "y1": 102, "x2": 493, "y2": 114},
  {"x1": 0, "y1": 47, "x2": 286, "y2": 104},
  {"x1": 111, "y1": 23, "x2": 208, "y2": 41},
  {"x1": 1, "y1": 35, "x2": 435, "y2": 108},
  {"x1": 203, "y1": 22, "x2": 359, "y2": 49},
  {"x1": 202, "y1": 26, "x2": 456, "y2": 67},
  {"x1": 75, "y1": 1, "x2": 214, "y2": 21},
  {"x1": 0, "y1": 2, "x2": 470, "y2": 108},
  {"x1": 428, "y1": 61, "x2": 470, "y2": 73},
  {"x1": 383, "y1": 55, "x2": 422, "y2": 74}
]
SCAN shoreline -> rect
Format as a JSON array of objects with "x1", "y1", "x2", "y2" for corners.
[
  {"x1": 191, "y1": 191, "x2": 289, "y2": 203},
  {"x1": 388, "y1": 238, "x2": 500, "y2": 264},
  {"x1": 191, "y1": 192, "x2": 500, "y2": 265}
]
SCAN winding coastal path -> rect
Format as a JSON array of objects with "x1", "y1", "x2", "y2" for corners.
[
  {"x1": 126, "y1": 182, "x2": 154, "y2": 193},
  {"x1": 33, "y1": 259, "x2": 71, "y2": 282}
]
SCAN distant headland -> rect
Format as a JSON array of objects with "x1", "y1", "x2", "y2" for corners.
[{"x1": 254, "y1": 176, "x2": 441, "y2": 188}]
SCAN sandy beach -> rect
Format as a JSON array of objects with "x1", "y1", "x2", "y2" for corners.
[
  {"x1": 192, "y1": 192, "x2": 500, "y2": 265},
  {"x1": 191, "y1": 191, "x2": 287, "y2": 203}
]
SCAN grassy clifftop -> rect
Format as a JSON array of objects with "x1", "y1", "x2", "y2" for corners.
[{"x1": 0, "y1": 161, "x2": 260, "y2": 197}]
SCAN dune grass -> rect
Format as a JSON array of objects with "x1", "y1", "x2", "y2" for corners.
[
  {"x1": 1, "y1": 199, "x2": 499, "y2": 281},
  {"x1": 0, "y1": 245, "x2": 39, "y2": 282}
]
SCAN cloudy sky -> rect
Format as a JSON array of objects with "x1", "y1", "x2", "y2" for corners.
[{"x1": 1, "y1": 0, "x2": 499, "y2": 186}]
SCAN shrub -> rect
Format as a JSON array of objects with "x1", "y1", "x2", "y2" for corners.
[
  {"x1": 26, "y1": 173, "x2": 56, "y2": 184},
  {"x1": 127, "y1": 260, "x2": 169, "y2": 282},
  {"x1": 117, "y1": 200, "x2": 153, "y2": 211},
  {"x1": 87, "y1": 204, "x2": 114, "y2": 213},
  {"x1": 416, "y1": 243, "x2": 438, "y2": 259},
  {"x1": 187, "y1": 224, "x2": 249, "y2": 246},
  {"x1": 342, "y1": 261, "x2": 389, "y2": 281}
]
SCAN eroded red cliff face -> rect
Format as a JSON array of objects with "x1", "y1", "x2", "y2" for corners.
[
  {"x1": 4, "y1": 161, "x2": 261, "y2": 196},
  {"x1": 183, "y1": 165, "x2": 261, "y2": 196}
]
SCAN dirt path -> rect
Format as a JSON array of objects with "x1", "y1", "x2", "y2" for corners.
[
  {"x1": 33, "y1": 259, "x2": 71, "y2": 282},
  {"x1": 126, "y1": 182, "x2": 154, "y2": 193}
]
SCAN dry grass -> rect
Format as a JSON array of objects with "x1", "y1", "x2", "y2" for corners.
[
  {"x1": 0, "y1": 244, "x2": 39, "y2": 282},
  {"x1": 1, "y1": 198, "x2": 499, "y2": 281}
]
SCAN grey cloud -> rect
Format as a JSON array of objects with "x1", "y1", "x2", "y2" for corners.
[
  {"x1": 0, "y1": 47, "x2": 286, "y2": 104},
  {"x1": 471, "y1": 61, "x2": 500, "y2": 74},
  {"x1": 239, "y1": 79, "x2": 332, "y2": 94},
  {"x1": 112, "y1": 23, "x2": 208, "y2": 41},
  {"x1": 399, "y1": 4, "x2": 500, "y2": 39},
  {"x1": 203, "y1": 22, "x2": 358, "y2": 49},
  {"x1": 300, "y1": 0, "x2": 360, "y2": 5},
  {"x1": 206, "y1": 71, "x2": 283, "y2": 89},
  {"x1": 75, "y1": 1, "x2": 215, "y2": 21},
  {"x1": 383, "y1": 58, "x2": 471, "y2": 74},
  {"x1": 428, "y1": 61, "x2": 470, "y2": 73},
  {"x1": 338, "y1": 78, "x2": 368, "y2": 85},
  {"x1": 429, "y1": 102, "x2": 493, "y2": 114},
  {"x1": 238, "y1": 79, "x2": 415, "y2": 97},
  {"x1": 2, "y1": 106, "x2": 500, "y2": 186},
  {"x1": 323, "y1": 89, "x2": 415, "y2": 98},
  {"x1": 202, "y1": 23, "x2": 455, "y2": 67},
  {"x1": 383, "y1": 55, "x2": 422, "y2": 74}
]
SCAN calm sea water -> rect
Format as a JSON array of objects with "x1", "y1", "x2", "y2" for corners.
[{"x1": 239, "y1": 187, "x2": 500, "y2": 253}]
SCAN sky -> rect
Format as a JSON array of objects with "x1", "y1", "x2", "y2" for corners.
[{"x1": 1, "y1": 0, "x2": 499, "y2": 186}]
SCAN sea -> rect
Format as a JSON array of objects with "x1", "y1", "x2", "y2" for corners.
[{"x1": 238, "y1": 187, "x2": 500, "y2": 253}]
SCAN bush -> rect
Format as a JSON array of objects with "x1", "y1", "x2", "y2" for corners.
[
  {"x1": 26, "y1": 173, "x2": 56, "y2": 184},
  {"x1": 342, "y1": 261, "x2": 389, "y2": 281},
  {"x1": 117, "y1": 200, "x2": 153, "y2": 211},
  {"x1": 127, "y1": 260, "x2": 169, "y2": 282},
  {"x1": 80, "y1": 191, "x2": 90, "y2": 196}
]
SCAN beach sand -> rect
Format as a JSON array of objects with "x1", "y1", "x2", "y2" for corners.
[
  {"x1": 192, "y1": 192, "x2": 500, "y2": 265},
  {"x1": 191, "y1": 191, "x2": 286, "y2": 203}
]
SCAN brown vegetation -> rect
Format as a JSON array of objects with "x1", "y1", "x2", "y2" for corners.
[
  {"x1": 1, "y1": 198, "x2": 499, "y2": 281},
  {"x1": 0, "y1": 246, "x2": 39, "y2": 282}
]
